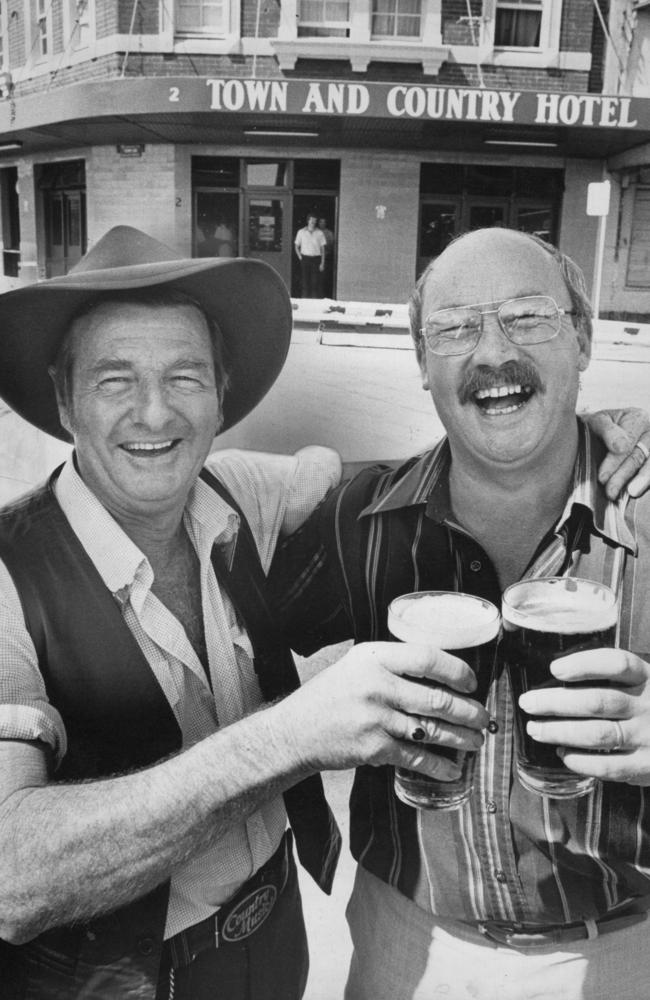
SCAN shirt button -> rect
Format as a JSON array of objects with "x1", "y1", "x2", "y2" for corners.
[
  {"x1": 470, "y1": 560, "x2": 482, "y2": 572},
  {"x1": 495, "y1": 870, "x2": 507, "y2": 884},
  {"x1": 136, "y1": 936, "x2": 155, "y2": 956},
  {"x1": 487, "y1": 800, "x2": 497, "y2": 814},
  {"x1": 488, "y1": 719, "x2": 499, "y2": 734}
]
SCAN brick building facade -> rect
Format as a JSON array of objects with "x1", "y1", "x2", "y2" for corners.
[{"x1": 0, "y1": 0, "x2": 647, "y2": 315}]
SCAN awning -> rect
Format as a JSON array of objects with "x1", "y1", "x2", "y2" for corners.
[{"x1": 0, "y1": 77, "x2": 648, "y2": 162}]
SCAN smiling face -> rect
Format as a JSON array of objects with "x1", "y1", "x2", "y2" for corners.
[
  {"x1": 55, "y1": 299, "x2": 223, "y2": 530},
  {"x1": 417, "y1": 230, "x2": 591, "y2": 472}
]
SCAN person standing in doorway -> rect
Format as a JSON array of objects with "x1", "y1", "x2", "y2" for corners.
[{"x1": 294, "y1": 214, "x2": 326, "y2": 298}]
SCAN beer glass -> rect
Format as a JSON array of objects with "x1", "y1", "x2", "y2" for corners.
[
  {"x1": 388, "y1": 590, "x2": 500, "y2": 810},
  {"x1": 502, "y1": 577, "x2": 618, "y2": 798}
]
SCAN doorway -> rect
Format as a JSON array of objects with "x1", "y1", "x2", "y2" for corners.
[
  {"x1": 0, "y1": 166, "x2": 20, "y2": 277},
  {"x1": 244, "y1": 192, "x2": 292, "y2": 287},
  {"x1": 191, "y1": 157, "x2": 340, "y2": 296},
  {"x1": 38, "y1": 160, "x2": 87, "y2": 277},
  {"x1": 291, "y1": 194, "x2": 337, "y2": 298},
  {"x1": 417, "y1": 163, "x2": 562, "y2": 277}
]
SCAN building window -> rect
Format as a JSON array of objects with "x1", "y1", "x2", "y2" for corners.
[
  {"x1": 36, "y1": 0, "x2": 49, "y2": 56},
  {"x1": 626, "y1": 187, "x2": 650, "y2": 288},
  {"x1": 494, "y1": 0, "x2": 542, "y2": 47},
  {"x1": 298, "y1": 0, "x2": 350, "y2": 38},
  {"x1": 371, "y1": 0, "x2": 421, "y2": 39},
  {"x1": 177, "y1": 0, "x2": 228, "y2": 35},
  {"x1": 0, "y1": 2, "x2": 5, "y2": 70},
  {"x1": 70, "y1": 0, "x2": 91, "y2": 49}
]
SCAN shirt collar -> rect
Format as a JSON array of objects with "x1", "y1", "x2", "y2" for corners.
[
  {"x1": 360, "y1": 420, "x2": 636, "y2": 554},
  {"x1": 54, "y1": 454, "x2": 241, "y2": 595},
  {"x1": 360, "y1": 438, "x2": 452, "y2": 518}
]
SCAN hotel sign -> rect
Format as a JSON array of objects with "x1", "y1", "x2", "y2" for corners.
[
  {"x1": 201, "y1": 78, "x2": 640, "y2": 130},
  {"x1": 1, "y1": 76, "x2": 648, "y2": 136}
]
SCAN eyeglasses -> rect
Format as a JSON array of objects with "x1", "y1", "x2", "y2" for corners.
[{"x1": 420, "y1": 295, "x2": 577, "y2": 357}]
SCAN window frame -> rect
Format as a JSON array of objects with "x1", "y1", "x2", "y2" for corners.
[
  {"x1": 175, "y1": 0, "x2": 231, "y2": 38},
  {"x1": 297, "y1": 0, "x2": 351, "y2": 37},
  {"x1": 36, "y1": 0, "x2": 50, "y2": 58},
  {"x1": 370, "y1": 0, "x2": 422, "y2": 40},
  {"x1": 626, "y1": 185, "x2": 650, "y2": 289},
  {"x1": 493, "y1": 0, "x2": 543, "y2": 50},
  {"x1": 63, "y1": 0, "x2": 95, "y2": 52},
  {"x1": 0, "y1": 2, "x2": 7, "y2": 71}
]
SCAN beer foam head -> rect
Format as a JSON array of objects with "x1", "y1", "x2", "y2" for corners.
[
  {"x1": 503, "y1": 577, "x2": 618, "y2": 633},
  {"x1": 388, "y1": 591, "x2": 500, "y2": 648}
]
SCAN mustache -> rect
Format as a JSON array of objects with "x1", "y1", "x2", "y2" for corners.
[{"x1": 458, "y1": 360, "x2": 544, "y2": 405}]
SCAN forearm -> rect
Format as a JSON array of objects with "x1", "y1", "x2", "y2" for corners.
[{"x1": 0, "y1": 710, "x2": 306, "y2": 942}]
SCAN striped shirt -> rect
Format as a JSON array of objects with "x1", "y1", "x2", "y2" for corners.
[
  {"x1": 0, "y1": 446, "x2": 340, "y2": 939},
  {"x1": 273, "y1": 420, "x2": 650, "y2": 926}
]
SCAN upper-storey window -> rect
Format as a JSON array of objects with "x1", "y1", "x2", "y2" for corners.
[
  {"x1": 0, "y1": 2, "x2": 6, "y2": 69},
  {"x1": 371, "y1": 0, "x2": 421, "y2": 38},
  {"x1": 36, "y1": 0, "x2": 50, "y2": 57},
  {"x1": 67, "y1": 0, "x2": 91, "y2": 49},
  {"x1": 177, "y1": 0, "x2": 228, "y2": 35},
  {"x1": 297, "y1": 0, "x2": 350, "y2": 38},
  {"x1": 494, "y1": 0, "x2": 542, "y2": 47}
]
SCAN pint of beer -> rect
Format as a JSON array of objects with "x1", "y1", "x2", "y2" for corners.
[
  {"x1": 388, "y1": 591, "x2": 500, "y2": 810},
  {"x1": 502, "y1": 577, "x2": 618, "y2": 798}
]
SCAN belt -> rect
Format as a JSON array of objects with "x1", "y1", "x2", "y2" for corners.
[
  {"x1": 167, "y1": 831, "x2": 291, "y2": 970},
  {"x1": 478, "y1": 899, "x2": 649, "y2": 952}
]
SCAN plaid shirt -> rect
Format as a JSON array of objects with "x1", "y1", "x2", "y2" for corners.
[{"x1": 272, "y1": 420, "x2": 650, "y2": 925}]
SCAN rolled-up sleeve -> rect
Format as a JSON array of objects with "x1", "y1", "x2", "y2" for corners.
[
  {"x1": 0, "y1": 561, "x2": 66, "y2": 764},
  {"x1": 207, "y1": 446, "x2": 342, "y2": 571}
]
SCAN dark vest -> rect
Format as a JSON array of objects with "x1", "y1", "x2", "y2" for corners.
[{"x1": 0, "y1": 466, "x2": 340, "y2": 999}]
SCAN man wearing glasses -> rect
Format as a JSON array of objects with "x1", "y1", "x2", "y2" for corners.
[{"x1": 272, "y1": 228, "x2": 650, "y2": 1000}]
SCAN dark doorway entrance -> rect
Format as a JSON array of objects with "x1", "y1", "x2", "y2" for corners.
[
  {"x1": 192, "y1": 157, "x2": 340, "y2": 297},
  {"x1": 291, "y1": 194, "x2": 337, "y2": 298},
  {"x1": 39, "y1": 160, "x2": 87, "y2": 277},
  {"x1": 417, "y1": 163, "x2": 563, "y2": 278},
  {"x1": 0, "y1": 166, "x2": 20, "y2": 277}
]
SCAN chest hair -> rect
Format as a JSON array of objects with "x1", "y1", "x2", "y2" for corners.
[{"x1": 150, "y1": 534, "x2": 209, "y2": 672}]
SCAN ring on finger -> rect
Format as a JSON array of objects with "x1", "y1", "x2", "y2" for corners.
[
  {"x1": 410, "y1": 721, "x2": 427, "y2": 742},
  {"x1": 610, "y1": 720, "x2": 625, "y2": 753},
  {"x1": 634, "y1": 440, "x2": 650, "y2": 465}
]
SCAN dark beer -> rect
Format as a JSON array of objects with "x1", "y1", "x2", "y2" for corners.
[
  {"x1": 502, "y1": 577, "x2": 617, "y2": 798},
  {"x1": 388, "y1": 591, "x2": 500, "y2": 810}
]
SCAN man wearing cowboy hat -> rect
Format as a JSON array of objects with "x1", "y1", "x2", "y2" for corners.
[
  {"x1": 0, "y1": 227, "x2": 646, "y2": 1000},
  {"x1": 0, "y1": 226, "x2": 495, "y2": 1000}
]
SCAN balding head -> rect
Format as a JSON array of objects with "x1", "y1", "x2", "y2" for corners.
[{"x1": 409, "y1": 229, "x2": 592, "y2": 368}]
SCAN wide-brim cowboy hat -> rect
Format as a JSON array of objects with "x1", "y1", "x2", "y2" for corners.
[{"x1": 0, "y1": 225, "x2": 293, "y2": 441}]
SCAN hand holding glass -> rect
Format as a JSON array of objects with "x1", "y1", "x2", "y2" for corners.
[
  {"x1": 388, "y1": 591, "x2": 500, "y2": 810},
  {"x1": 502, "y1": 577, "x2": 618, "y2": 798}
]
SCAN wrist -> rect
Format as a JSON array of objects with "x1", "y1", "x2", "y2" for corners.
[{"x1": 259, "y1": 697, "x2": 315, "y2": 779}]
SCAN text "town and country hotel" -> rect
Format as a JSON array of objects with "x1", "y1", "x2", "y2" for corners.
[{"x1": 206, "y1": 79, "x2": 638, "y2": 129}]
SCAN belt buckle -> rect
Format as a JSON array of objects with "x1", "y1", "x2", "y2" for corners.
[
  {"x1": 219, "y1": 883, "x2": 278, "y2": 943},
  {"x1": 478, "y1": 922, "x2": 562, "y2": 952}
]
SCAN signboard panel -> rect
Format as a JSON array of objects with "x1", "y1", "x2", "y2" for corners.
[{"x1": 1, "y1": 77, "x2": 649, "y2": 134}]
